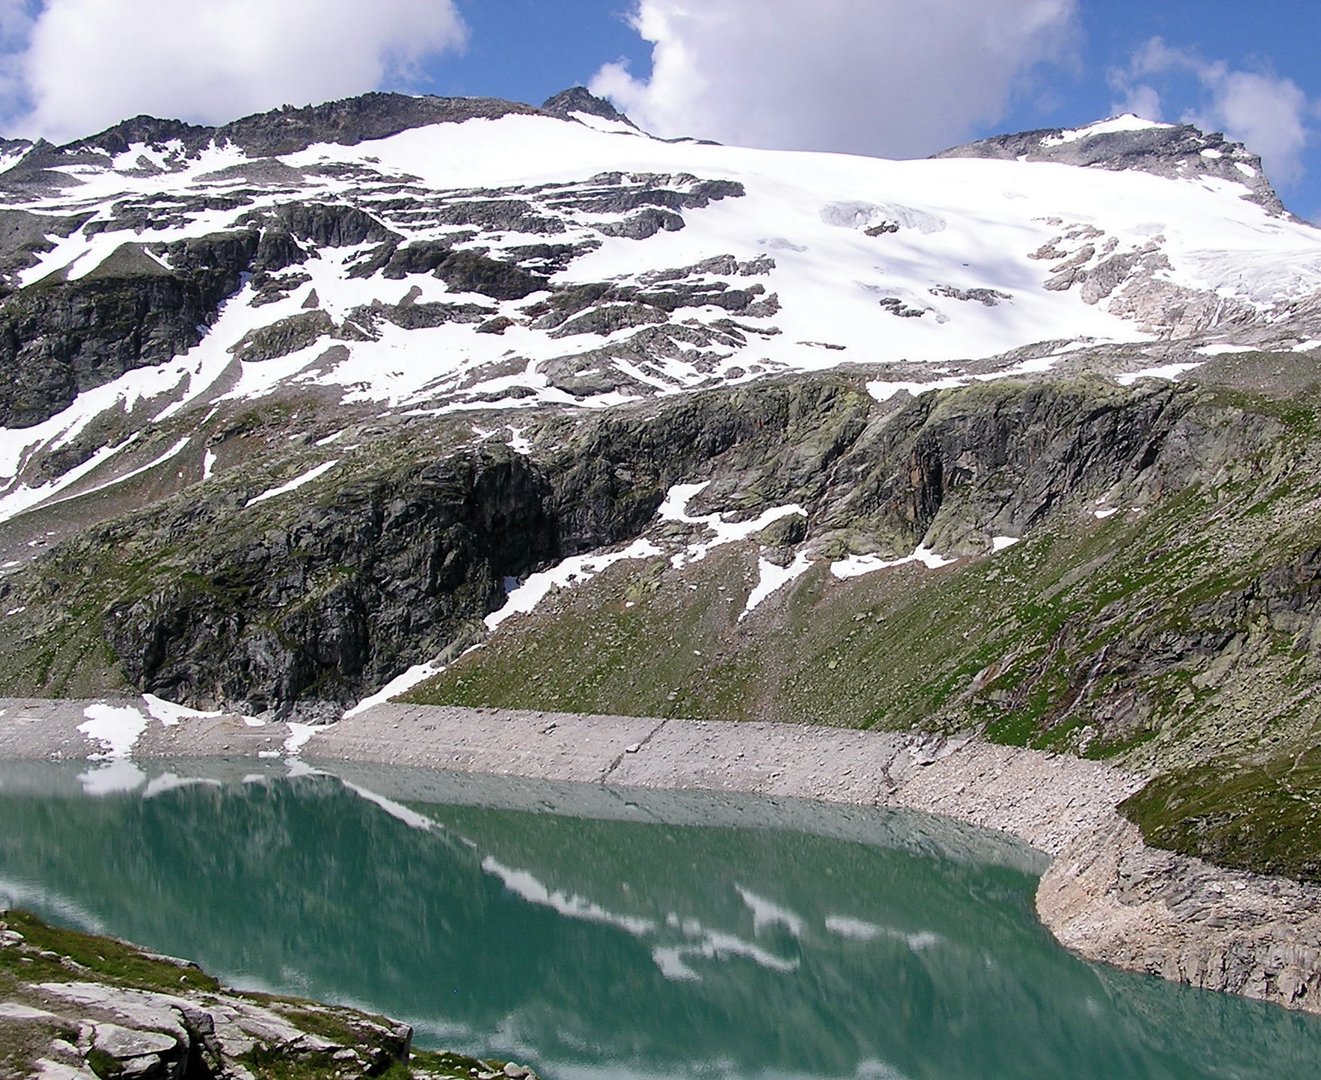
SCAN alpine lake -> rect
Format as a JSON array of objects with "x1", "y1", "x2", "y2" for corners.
[{"x1": 2, "y1": 758, "x2": 1320, "y2": 1080}]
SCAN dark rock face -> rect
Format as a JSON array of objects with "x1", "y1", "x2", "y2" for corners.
[
  {"x1": 102, "y1": 447, "x2": 561, "y2": 712},
  {"x1": 0, "y1": 229, "x2": 259, "y2": 426},
  {"x1": 6, "y1": 370, "x2": 1319, "y2": 738},
  {"x1": 432, "y1": 249, "x2": 550, "y2": 300},
  {"x1": 934, "y1": 121, "x2": 1286, "y2": 215},
  {"x1": 255, "y1": 201, "x2": 398, "y2": 248},
  {"x1": 855, "y1": 381, "x2": 1186, "y2": 539},
  {"x1": 78, "y1": 114, "x2": 215, "y2": 158}
]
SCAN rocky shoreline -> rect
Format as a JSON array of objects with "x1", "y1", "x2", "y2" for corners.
[
  {"x1": 0, "y1": 910, "x2": 545, "y2": 1080},
  {"x1": 3, "y1": 697, "x2": 1320, "y2": 1015}
]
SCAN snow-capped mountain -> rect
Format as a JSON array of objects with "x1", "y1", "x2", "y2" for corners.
[{"x1": 0, "y1": 90, "x2": 1319, "y2": 529}]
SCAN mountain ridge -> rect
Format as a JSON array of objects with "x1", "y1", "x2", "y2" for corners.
[{"x1": 934, "y1": 113, "x2": 1288, "y2": 215}]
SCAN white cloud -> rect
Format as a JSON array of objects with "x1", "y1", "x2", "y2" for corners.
[
  {"x1": 590, "y1": 0, "x2": 1079, "y2": 159},
  {"x1": 1, "y1": 0, "x2": 467, "y2": 142},
  {"x1": 1112, "y1": 82, "x2": 1163, "y2": 124},
  {"x1": 1110, "y1": 37, "x2": 1315, "y2": 186}
]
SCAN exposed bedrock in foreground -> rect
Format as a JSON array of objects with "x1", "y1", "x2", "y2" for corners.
[{"x1": 2, "y1": 696, "x2": 1317, "y2": 1016}]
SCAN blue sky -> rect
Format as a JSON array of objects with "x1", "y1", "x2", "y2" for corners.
[{"x1": 2, "y1": 1, "x2": 1319, "y2": 219}]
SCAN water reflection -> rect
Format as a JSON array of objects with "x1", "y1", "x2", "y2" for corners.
[{"x1": 1, "y1": 760, "x2": 1318, "y2": 1080}]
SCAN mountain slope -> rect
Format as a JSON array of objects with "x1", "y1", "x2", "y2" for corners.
[{"x1": 2, "y1": 91, "x2": 1321, "y2": 878}]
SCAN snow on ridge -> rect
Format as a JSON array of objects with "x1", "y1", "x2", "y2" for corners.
[
  {"x1": 1113, "y1": 362, "x2": 1202, "y2": 386},
  {"x1": 6, "y1": 105, "x2": 1320, "y2": 530},
  {"x1": 1040, "y1": 114, "x2": 1174, "y2": 147}
]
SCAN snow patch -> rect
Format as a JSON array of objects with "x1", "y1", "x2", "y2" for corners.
[
  {"x1": 244, "y1": 460, "x2": 339, "y2": 508},
  {"x1": 867, "y1": 375, "x2": 967, "y2": 401},
  {"x1": 142, "y1": 694, "x2": 223, "y2": 727},
  {"x1": 740, "y1": 553, "x2": 813, "y2": 620},
  {"x1": 1040, "y1": 114, "x2": 1172, "y2": 146},
  {"x1": 1194, "y1": 343, "x2": 1259, "y2": 356},
  {"x1": 830, "y1": 545, "x2": 957, "y2": 579},
  {"x1": 660, "y1": 483, "x2": 807, "y2": 568},
  {"x1": 283, "y1": 723, "x2": 318, "y2": 757},
  {"x1": 485, "y1": 538, "x2": 663, "y2": 630},
  {"x1": 1114, "y1": 362, "x2": 1202, "y2": 385},
  {"x1": 990, "y1": 536, "x2": 1020, "y2": 552},
  {"x1": 344, "y1": 661, "x2": 444, "y2": 718},
  {"x1": 77, "y1": 703, "x2": 148, "y2": 759},
  {"x1": 505, "y1": 426, "x2": 532, "y2": 455}
]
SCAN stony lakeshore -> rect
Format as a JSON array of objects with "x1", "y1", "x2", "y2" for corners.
[
  {"x1": 3, "y1": 696, "x2": 1320, "y2": 1021},
  {"x1": 0, "y1": 911, "x2": 542, "y2": 1080}
]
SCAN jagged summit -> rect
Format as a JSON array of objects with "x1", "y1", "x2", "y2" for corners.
[
  {"x1": 0, "y1": 90, "x2": 645, "y2": 193},
  {"x1": 935, "y1": 114, "x2": 1285, "y2": 215},
  {"x1": 542, "y1": 86, "x2": 638, "y2": 129},
  {"x1": 1, "y1": 92, "x2": 544, "y2": 188}
]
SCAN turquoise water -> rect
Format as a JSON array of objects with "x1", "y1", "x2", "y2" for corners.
[{"x1": 2, "y1": 759, "x2": 1320, "y2": 1080}]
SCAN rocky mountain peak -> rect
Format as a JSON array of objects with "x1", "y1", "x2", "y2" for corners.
[
  {"x1": 934, "y1": 115, "x2": 1286, "y2": 215},
  {"x1": 542, "y1": 86, "x2": 638, "y2": 129},
  {"x1": 22, "y1": 91, "x2": 545, "y2": 170},
  {"x1": 78, "y1": 114, "x2": 215, "y2": 157}
]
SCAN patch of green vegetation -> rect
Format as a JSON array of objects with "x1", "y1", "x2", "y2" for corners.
[
  {"x1": 1083, "y1": 726, "x2": 1156, "y2": 760},
  {"x1": 240, "y1": 1046, "x2": 343, "y2": 1080},
  {"x1": 0, "y1": 909, "x2": 219, "y2": 993},
  {"x1": 408, "y1": 550, "x2": 757, "y2": 719},
  {"x1": 1197, "y1": 382, "x2": 1321, "y2": 437},
  {"x1": 408, "y1": 1049, "x2": 523, "y2": 1078},
  {"x1": 1121, "y1": 747, "x2": 1321, "y2": 881},
  {"x1": 87, "y1": 1047, "x2": 124, "y2": 1078}
]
